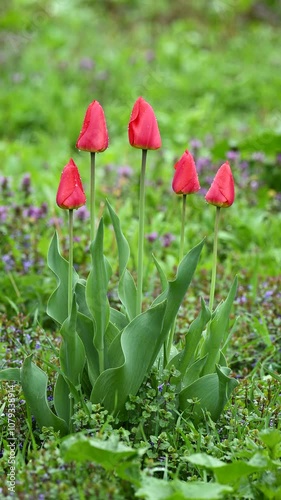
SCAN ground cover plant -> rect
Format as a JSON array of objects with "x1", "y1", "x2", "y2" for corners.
[{"x1": 0, "y1": 0, "x2": 281, "y2": 498}]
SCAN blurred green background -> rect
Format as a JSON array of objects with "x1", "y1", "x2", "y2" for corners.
[{"x1": 0, "y1": 0, "x2": 281, "y2": 303}]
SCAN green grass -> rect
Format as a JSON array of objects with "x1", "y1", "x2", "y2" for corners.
[{"x1": 0, "y1": 0, "x2": 281, "y2": 498}]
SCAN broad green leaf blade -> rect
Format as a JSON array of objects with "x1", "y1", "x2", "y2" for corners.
[
  {"x1": 150, "y1": 239, "x2": 205, "y2": 368},
  {"x1": 118, "y1": 269, "x2": 137, "y2": 321},
  {"x1": 182, "y1": 356, "x2": 207, "y2": 388},
  {"x1": 90, "y1": 300, "x2": 167, "y2": 414},
  {"x1": 60, "y1": 299, "x2": 85, "y2": 387},
  {"x1": 168, "y1": 298, "x2": 211, "y2": 374},
  {"x1": 136, "y1": 475, "x2": 233, "y2": 500},
  {"x1": 152, "y1": 254, "x2": 168, "y2": 292},
  {"x1": 201, "y1": 276, "x2": 238, "y2": 375},
  {"x1": 106, "y1": 200, "x2": 130, "y2": 276},
  {"x1": 75, "y1": 280, "x2": 91, "y2": 317},
  {"x1": 47, "y1": 231, "x2": 79, "y2": 325},
  {"x1": 110, "y1": 307, "x2": 128, "y2": 331},
  {"x1": 86, "y1": 219, "x2": 111, "y2": 354},
  {"x1": 106, "y1": 200, "x2": 137, "y2": 321},
  {"x1": 76, "y1": 312, "x2": 99, "y2": 386},
  {"x1": 21, "y1": 355, "x2": 68, "y2": 436},
  {"x1": 53, "y1": 374, "x2": 71, "y2": 424},
  {"x1": 61, "y1": 433, "x2": 139, "y2": 469},
  {"x1": 179, "y1": 365, "x2": 238, "y2": 422},
  {"x1": 0, "y1": 368, "x2": 21, "y2": 382}
]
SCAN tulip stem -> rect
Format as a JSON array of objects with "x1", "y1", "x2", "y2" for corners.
[
  {"x1": 136, "y1": 149, "x2": 147, "y2": 316},
  {"x1": 90, "y1": 152, "x2": 96, "y2": 242},
  {"x1": 179, "y1": 194, "x2": 187, "y2": 263},
  {"x1": 68, "y1": 209, "x2": 74, "y2": 316},
  {"x1": 209, "y1": 206, "x2": 221, "y2": 313},
  {"x1": 164, "y1": 194, "x2": 187, "y2": 366}
]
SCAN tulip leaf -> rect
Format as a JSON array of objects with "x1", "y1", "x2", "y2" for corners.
[
  {"x1": 179, "y1": 365, "x2": 238, "y2": 422},
  {"x1": 152, "y1": 254, "x2": 168, "y2": 292},
  {"x1": 110, "y1": 307, "x2": 128, "y2": 331},
  {"x1": 118, "y1": 269, "x2": 137, "y2": 321},
  {"x1": 90, "y1": 300, "x2": 167, "y2": 414},
  {"x1": 150, "y1": 239, "x2": 205, "y2": 368},
  {"x1": 106, "y1": 200, "x2": 130, "y2": 276},
  {"x1": 0, "y1": 368, "x2": 21, "y2": 382},
  {"x1": 47, "y1": 231, "x2": 79, "y2": 325},
  {"x1": 201, "y1": 276, "x2": 238, "y2": 375},
  {"x1": 168, "y1": 298, "x2": 211, "y2": 375},
  {"x1": 21, "y1": 354, "x2": 68, "y2": 435},
  {"x1": 59, "y1": 299, "x2": 85, "y2": 387},
  {"x1": 86, "y1": 219, "x2": 111, "y2": 357},
  {"x1": 106, "y1": 200, "x2": 137, "y2": 321},
  {"x1": 53, "y1": 373, "x2": 71, "y2": 424},
  {"x1": 76, "y1": 312, "x2": 99, "y2": 386}
]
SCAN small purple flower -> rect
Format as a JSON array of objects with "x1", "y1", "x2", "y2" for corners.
[
  {"x1": 0, "y1": 206, "x2": 8, "y2": 222},
  {"x1": 79, "y1": 57, "x2": 95, "y2": 70},
  {"x1": 76, "y1": 206, "x2": 90, "y2": 221},
  {"x1": 161, "y1": 233, "x2": 175, "y2": 248},
  {"x1": 276, "y1": 153, "x2": 281, "y2": 165},
  {"x1": 264, "y1": 290, "x2": 273, "y2": 300},
  {"x1": 21, "y1": 173, "x2": 32, "y2": 196},
  {"x1": 251, "y1": 152, "x2": 265, "y2": 163},
  {"x1": 158, "y1": 383, "x2": 164, "y2": 392},
  {"x1": 146, "y1": 231, "x2": 159, "y2": 243},
  {"x1": 196, "y1": 157, "x2": 211, "y2": 173},
  {"x1": 227, "y1": 150, "x2": 240, "y2": 161},
  {"x1": 22, "y1": 259, "x2": 33, "y2": 273},
  {"x1": 117, "y1": 165, "x2": 133, "y2": 178},
  {"x1": 190, "y1": 139, "x2": 202, "y2": 150},
  {"x1": 2, "y1": 254, "x2": 15, "y2": 272}
]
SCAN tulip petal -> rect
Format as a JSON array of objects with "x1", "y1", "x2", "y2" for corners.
[
  {"x1": 56, "y1": 158, "x2": 86, "y2": 210},
  {"x1": 128, "y1": 97, "x2": 161, "y2": 150},
  {"x1": 76, "y1": 100, "x2": 109, "y2": 153},
  {"x1": 172, "y1": 150, "x2": 200, "y2": 195},
  {"x1": 205, "y1": 162, "x2": 235, "y2": 208}
]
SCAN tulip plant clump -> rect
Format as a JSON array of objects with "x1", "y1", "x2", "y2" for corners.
[{"x1": 0, "y1": 97, "x2": 238, "y2": 436}]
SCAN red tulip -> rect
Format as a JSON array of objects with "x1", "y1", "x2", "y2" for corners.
[
  {"x1": 205, "y1": 162, "x2": 235, "y2": 208},
  {"x1": 172, "y1": 150, "x2": 200, "y2": 195},
  {"x1": 76, "y1": 100, "x2": 109, "y2": 153},
  {"x1": 56, "y1": 158, "x2": 86, "y2": 210},
  {"x1": 128, "y1": 97, "x2": 161, "y2": 150}
]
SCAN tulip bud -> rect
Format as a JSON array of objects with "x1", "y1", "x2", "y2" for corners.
[
  {"x1": 172, "y1": 150, "x2": 200, "y2": 195},
  {"x1": 128, "y1": 97, "x2": 161, "y2": 150},
  {"x1": 56, "y1": 158, "x2": 86, "y2": 210},
  {"x1": 205, "y1": 162, "x2": 235, "y2": 208},
  {"x1": 76, "y1": 100, "x2": 109, "y2": 153}
]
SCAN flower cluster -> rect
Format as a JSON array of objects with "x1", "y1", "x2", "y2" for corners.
[{"x1": 56, "y1": 96, "x2": 235, "y2": 212}]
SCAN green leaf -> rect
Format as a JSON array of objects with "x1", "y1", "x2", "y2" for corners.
[
  {"x1": 152, "y1": 253, "x2": 168, "y2": 292},
  {"x1": 47, "y1": 231, "x2": 79, "y2": 325},
  {"x1": 106, "y1": 200, "x2": 130, "y2": 276},
  {"x1": 151, "y1": 239, "x2": 205, "y2": 367},
  {"x1": 136, "y1": 475, "x2": 233, "y2": 500},
  {"x1": 179, "y1": 365, "x2": 238, "y2": 422},
  {"x1": 186, "y1": 452, "x2": 270, "y2": 485},
  {"x1": 61, "y1": 433, "x2": 139, "y2": 469},
  {"x1": 59, "y1": 299, "x2": 85, "y2": 387},
  {"x1": 86, "y1": 219, "x2": 111, "y2": 354},
  {"x1": 21, "y1": 355, "x2": 68, "y2": 436},
  {"x1": 90, "y1": 300, "x2": 167, "y2": 414},
  {"x1": 106, "y1": 200, "x2": 137, "y2": 321},
  {"x1": 0, "y1": 368, "x2": 21, "y2": 382},
  {"x1": 76, "y1": 312, "x2": 99, "y2": 386},
  {"x1": 53, "y1": 374, "x2": 71, "y2": 424},
  {"x1": 110, "y1": 307, "x2": 128, "y2": 331},
  {"x1": 201, "y1": 276, "x2": 238, "y2": 375},
  {"x1": 168, "y1": 298, "x2": 211, "y2": 375},
  {"x1": 119, "y1": 269, "x2": 137, "y2": 321}
]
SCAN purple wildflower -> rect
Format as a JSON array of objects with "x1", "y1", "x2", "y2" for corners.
[
  {"x1": 117, "y1": 165, "x2": 133, "y2": 178},
  {"x1": 146, "y1": 231, "x2": 159, "y2": 243},
  {"x1": 79, "y1": 57, "x2": 95, "y2": 70},
  {"x1": 227, "y1": 150, "x2": 240, "y2": 161},
  {"x1": 0, "y1": 206, "x2": 8, "y2": 222},
  {"x1": 76, "y1": 206, "x2": 90, "y2": 221},
  {"x1": 162, "y1": 233, "x2": 175, "y2": 248}
]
